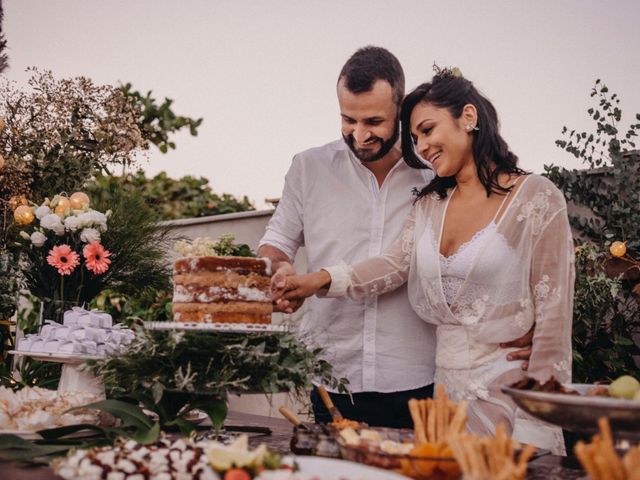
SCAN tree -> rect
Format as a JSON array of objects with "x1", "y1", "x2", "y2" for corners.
[
  {"x1": 119, "y1": 84, "x2": 202, "y2": 155},
  {"x1": 86, "y1": 171, "x2": 254, "y2": 221},
  {"x1": 0, "y1": 0, "x2": 8, "y2": 74},
  {"x1": 544, "y1": 80, "x2": 640, "y2": 382}
]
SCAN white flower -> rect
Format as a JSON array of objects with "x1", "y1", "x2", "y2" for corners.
[
  {"x1": 64, "y1": 215, "x2": 80, "y2": 232},
  {"x1": 34, "y1": 205, "x2": 52, "y2": 219},
  {"x1": 40, "y1": 213, "x2": 65, "y2": 236},
  {"x1": 30, "y1": 231, "x2": 46, "y2": 247},
  {"x1": 80, "y1": 228, "x2": 101, "y2": 243},
  {"x1": 77, "y1": 210, "x2": 108, "y2": 232}
]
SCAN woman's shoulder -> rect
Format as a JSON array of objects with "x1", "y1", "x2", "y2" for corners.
[{"x1": 520, "y1": 174, "x2": 567, "y2": 203}]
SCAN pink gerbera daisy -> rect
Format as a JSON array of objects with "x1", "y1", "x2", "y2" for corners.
[
  {"x1": 47, "y1": 244, "x2": 80, "y2": 276},
  {"x1": 83, "y1": 241, "x2": 111, "y2": 275}
]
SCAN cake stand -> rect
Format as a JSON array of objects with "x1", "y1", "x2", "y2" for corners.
[
  {"x1": 143, "y1": 321, "x2": 290, "y2": 334},
  {"x1": 9, "y1": 350, "x2": 105, "y2": 397}
]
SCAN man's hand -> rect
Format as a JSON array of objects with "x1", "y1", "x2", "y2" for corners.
[
  {"x1": 270, "y1": 262, "x2": 305, "y2": 314},
  {"x1": 501, "y1": 324, "x2": 534, "y2": 370}
]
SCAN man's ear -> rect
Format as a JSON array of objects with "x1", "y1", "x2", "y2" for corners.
[{"x1": 461, "y1": 104, "x2": 478, "y2": 129}]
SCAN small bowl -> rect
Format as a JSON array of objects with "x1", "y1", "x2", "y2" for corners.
[{"x1": 335, "y1": 427, "x2": 460, "y2": 480}]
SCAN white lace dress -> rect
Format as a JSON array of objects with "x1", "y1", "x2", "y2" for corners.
[{"x1": 323, "y1": 174, "x2": 575, "y2": 454}]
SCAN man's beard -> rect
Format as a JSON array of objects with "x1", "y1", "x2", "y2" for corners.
[{"x1": 343, "y1": 124, "x2": 399, "y2": 163}]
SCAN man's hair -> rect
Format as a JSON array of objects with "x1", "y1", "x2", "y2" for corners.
[{"x1": 338, "y1": 46, "x2": 405, "y2": 106}]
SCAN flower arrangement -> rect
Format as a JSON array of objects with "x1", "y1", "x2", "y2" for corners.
[{"x1": 15, "y1": 192, "x2": 114, "y2": 321}]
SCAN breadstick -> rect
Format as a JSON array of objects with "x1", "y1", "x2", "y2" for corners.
[
  {"x1": 597, "y1": 417, "x2": 625, "y2": 480},
  {"x1": 419, "y1": 399, "x2": 428, "y2": 443},
  {"x1": 408, "y1": 399, "x2": 427, "y2": 445},
  {"x1": 435, "y1": 384, "x2": 446, "y2": 443},
  {"x1": 427, "y1": 398, "x2": 436, "y2": 444},
  {"x1": 575, "y1": 442, "x2": 600, "y2": 480},
  {"x1": 448, "y1": 399, "x2": 467, "y2": 434}
]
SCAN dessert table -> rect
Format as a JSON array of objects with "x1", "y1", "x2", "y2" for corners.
[{"x1": 1, "y1": 411, "x2": 588, "y2": 479}]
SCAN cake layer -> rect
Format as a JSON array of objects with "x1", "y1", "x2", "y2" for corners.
[
  {"x1": 174, "y1": 256, "x2": 270, "y2": 275},
  {"x1": 173, "y1": 301, "x2": 272, "y2": 324},
  {"x1": 173, "y1": 284, "x2": 270, "y2": 303},
  {"x1": 173, "y1": 271, "x2": 270, "y2": 290}
]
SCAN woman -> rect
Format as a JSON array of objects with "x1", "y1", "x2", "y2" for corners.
[{"x1": 274, "y1": 69, "x2": 574, "y2": 454}]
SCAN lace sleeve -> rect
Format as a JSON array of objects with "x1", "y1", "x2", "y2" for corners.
[
  {"x1": 513, "y1": 189, "x2": 575, "y2": 456},
  {"x1": 527, "y1": 198, "x2": 575, "y2": 384},
  {"x1": 321, "y1": 205, "x2": 417, "y2": 300}
]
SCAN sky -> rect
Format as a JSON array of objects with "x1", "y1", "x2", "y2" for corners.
[{"x1": 4, "y1": 0, "x2": 640, "y2": 209}]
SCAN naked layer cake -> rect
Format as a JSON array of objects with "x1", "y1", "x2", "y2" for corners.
[{"x1": 172, "y1": 255, "x2": 272, "y2": 324}]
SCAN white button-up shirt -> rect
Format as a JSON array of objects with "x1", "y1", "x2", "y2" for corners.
[{"x1": 260, "y1": 139, "x2": 436, "y2": 393}]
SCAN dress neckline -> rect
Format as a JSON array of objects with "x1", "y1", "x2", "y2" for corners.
[{"x1": 435, "y1": 175, "x2": 531, "y2": 311}]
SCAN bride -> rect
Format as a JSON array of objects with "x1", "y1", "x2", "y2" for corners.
[{"x1": 273, "y1": 68, "x2": 574, "y2": 455}]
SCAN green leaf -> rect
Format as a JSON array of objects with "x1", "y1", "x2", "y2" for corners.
[
  {"x1": 166, "y1": 416, "x2": 197, "y2": 437},
  {"x1": 37, "y1": 423, "x2": 106, "y2": 440},
  {"x1": 190, "y1": 398, "x2": 228, "y2": 432},
  {"x1": 68, "y1": 399, "x2": 153, "y2": 430},
  {"x1": 131, "y1": 421, "x2": 160, "y2": 445}
]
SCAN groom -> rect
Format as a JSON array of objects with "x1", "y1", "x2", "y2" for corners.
[{"x1": 258, "y1": 46, "x2": 532, "y2": 428}]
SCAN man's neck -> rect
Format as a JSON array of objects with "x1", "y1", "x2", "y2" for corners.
[{"x1": 362, "y1": 146, "x2": 402, "y2": 187}]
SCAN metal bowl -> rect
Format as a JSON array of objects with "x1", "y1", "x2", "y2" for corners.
[{"x1": 501, "y1": 383, "x2": 640, "y2": 439}]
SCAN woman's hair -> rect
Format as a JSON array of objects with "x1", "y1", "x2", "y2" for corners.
[{"x1": 400, "y1": 69, "x2": 527, "y2": 199}]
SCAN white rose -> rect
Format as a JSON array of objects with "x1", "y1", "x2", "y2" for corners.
[
  {"x1": 30, "y1": 231, "x2": 46, "y2": 247},
  {"x1": 34, "y1": 205, "x2": 52, "y2": 219},
  {"x1": 80, "y1": 228, "x2": 101, "y2": 244},
  {"x1": 91, "y1": 211, "x2": 108, "y2": 232},
  {"x1": 64, "y1": 215, "x2": 80, "y2": 232},
  {"x1": 75, "y1": 212, "x2": 92, "y2": 228},
  {"x1": 40, "y1": 213, "x2": 65, "y2": 235}
]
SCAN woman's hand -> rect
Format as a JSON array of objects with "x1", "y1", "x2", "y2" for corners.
[
  {"x1": 270, "y1": 262, "x2": 305, "y2": 314},
  {"x1": 272, "y1": 270, "x2": 332, "y2": 306}
]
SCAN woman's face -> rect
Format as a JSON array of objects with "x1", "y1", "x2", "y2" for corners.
[{"x1": 410, "y1": 102, "x2": 475, "y2": 178}]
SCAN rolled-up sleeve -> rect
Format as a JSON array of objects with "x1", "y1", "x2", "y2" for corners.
[{"x1": 259, "y1": 156, "x2": 305, "y2": 261}]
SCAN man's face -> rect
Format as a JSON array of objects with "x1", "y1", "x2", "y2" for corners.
[{"x1": 337, "y1": 78, "x2": 399, "y2": 163}]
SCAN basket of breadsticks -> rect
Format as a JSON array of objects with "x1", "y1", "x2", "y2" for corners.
[
  {"x1": 574, "y1": 417, "x2": 640, "y2": 480},
  {"x1": 335, "y1": 384, "x2": 464, "y2": 479}
]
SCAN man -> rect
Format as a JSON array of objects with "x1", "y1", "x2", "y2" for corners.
[{"x1": 258, "y1": 46, "x2": 530, "y2": 428}]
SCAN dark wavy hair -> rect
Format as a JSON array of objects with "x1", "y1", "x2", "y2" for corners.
[
  {"x1": 401, "y1": 71, "x2": 526, "y2": 199},
  {"x1": 338, "y1": 46, "x2": 405, "y2": 106}
]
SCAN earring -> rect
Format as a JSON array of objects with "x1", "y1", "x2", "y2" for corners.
[{"x1": 466, "y1": 124, "x2": 479, "y2": 131}]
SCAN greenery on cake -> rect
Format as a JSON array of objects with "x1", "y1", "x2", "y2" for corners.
[{"x1": 174, "y1": 234, "x2": 255, "y2": 258}]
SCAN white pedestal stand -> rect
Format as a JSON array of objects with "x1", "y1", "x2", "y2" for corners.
[{"x1": 9, "y1": 351, "x2": 105, "y2": 398}]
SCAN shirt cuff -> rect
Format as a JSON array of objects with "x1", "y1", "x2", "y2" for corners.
[{"x1": 318, "y1": 262, "x2": 350, "y2": 298}]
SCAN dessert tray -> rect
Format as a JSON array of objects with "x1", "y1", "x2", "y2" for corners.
[
  {"x1": 501, "y1": 383, "x2": 640, "y2": 439},
  {"x1": 143, "y1": 321, "x2": 290, "y2": 334}
]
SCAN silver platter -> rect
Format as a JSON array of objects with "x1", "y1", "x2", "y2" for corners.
[
  {"x1": 501, "y1": 383, "x2": 640, "y2": 439},
  {"x1": 143, "y1": 321, "x2": 290, "y2": 334}
]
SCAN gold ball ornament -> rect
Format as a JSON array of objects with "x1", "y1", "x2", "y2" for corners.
[
  {"x1": 610, "y1": 241, "x2": 627, "y2": 258},
  {"x1": 0, "y1": 117, "x2": 4, "y2": 132},
  {"x1": 54, "y1": 196, "x2": 71, "y2": 216},
  {"x1": 9, "y1": 195, "x2": 28, "y2": 210},
  {"x1": 0, "y1": 154, "x2": 4, "y2": 170},
  {"x1": 14, "y1": 205, "x2": 34, "y2": 225},
  {"x1": 69, "y1": 191, "x2": 90, "y2": 209}
]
